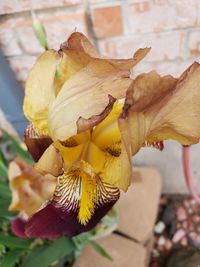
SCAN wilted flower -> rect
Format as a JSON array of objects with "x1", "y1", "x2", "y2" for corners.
[{"x1": 11, "y1": 32, "x2": 200, "y2": 238}]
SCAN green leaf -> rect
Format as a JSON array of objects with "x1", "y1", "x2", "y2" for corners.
[
  {"x1": 0, "y1": 150, "x2": 8, "y2": 167},
  {"x1": 0, "y1": 160, "x2": 8, "y2": 178},
  {"x1": 0, "y1": 249, "x2": 23, "y2": 267},
  {"x1": 0, "y1": 150, "x2": 8, "y2": 177},
  {"x1": 89, "y1": 240, "x2": 113, "y2": 261},
  {"x1": 0, "y1": 181, "x2": 11, "y2": 200},
  {"x1": 22, "y1": 237, "x2": 75, "y2": 267},
  {"x1": 0, "y1": 233, "x2": 32, "y2": 249},
  {"x1": 31, "y1": 11, "x2": 48, "y2": 50},
  {"x1": 1, "y1": 132, "x2": 33, "y2": 163}
]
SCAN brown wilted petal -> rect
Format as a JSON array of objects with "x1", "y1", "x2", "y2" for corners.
[
  {"x1": 119, "y1": 62, "x2": 200, "y2": 156},
  {"x1": 77, "y1": 95, "x2": 116, "y2": 133}
]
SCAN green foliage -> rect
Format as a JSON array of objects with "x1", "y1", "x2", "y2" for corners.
[
  {"x1": 0, "y1": 249, "x2": 24, "y2": 267},
  {"x1": 0, "y1": 234, "x2": 33, "y2": 249},
  {"x1": 0, "y1": 151, "x2": 8, "y2": 177},
  {"x1": 89, "y1": 240, "x2": 113, "y2": 261},
  {"x1": 0, "y1": 131, "x2": 33, "y2": 164},
  {"x1": 21, "y1": 237, "x2": 75, "y2": 267}
]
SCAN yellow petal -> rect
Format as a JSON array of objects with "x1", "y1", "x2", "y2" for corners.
[
  {"x1": 100, "y1": 141, "x2": 132, "y2": 192},
  {"x1": 35, "y1": 144, "x2": 63, "y2": 176},
  {"x1": 48, "y1": 60, "x2": 132, "y2": 140},
  {"x1": 54, "y1": 51, "x2": 91, "y2": 94},
  {"x1": 23, "y1": 50, "x2": 60, "y2": 134},
  {"x1": 92, "y1": 101, "x2": 123, "y2": 149},
  {"x1": 54, "y1": 141, "x2": 85, "y2": 170},
  {"x1": 119, "y1": 62, "x2": 200, "y2": 156},
  {"x1": 53, "y1": 161, "x2": 120, "y2": 225}
]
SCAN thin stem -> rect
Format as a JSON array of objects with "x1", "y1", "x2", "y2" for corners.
[{"x1": 182, "y1": 145, "x2": 200, "y2": 204}]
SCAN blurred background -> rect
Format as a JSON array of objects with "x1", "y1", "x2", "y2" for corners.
[{"x1": 0, "y1": 0, "x2": 200, "y2": 194}]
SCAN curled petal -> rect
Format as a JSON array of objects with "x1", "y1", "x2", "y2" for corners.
[
  {"x1": 119, "y1": 62, "x2": 200, "y2": 156},
  {"x1": 48, "y1": 60, "x2": 132, "y2": 140},
  {"x1": 60, "y1": 31, "x2": 100, "y2": 58},
  {"x1": 60, "y1": 32, "x2": 150, "y2": 70},
  {"x1": 25, "y1": 163, "x2": 120, "y2": 238},
  {"x1": 77, "y1": 95, "x2": 116, "y2": 133}
]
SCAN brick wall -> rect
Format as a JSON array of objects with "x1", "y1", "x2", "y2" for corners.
[{"x1": 1, "y1": 0, "x2": 200, "y2": 85}]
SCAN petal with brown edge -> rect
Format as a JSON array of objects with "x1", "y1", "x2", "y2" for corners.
[
  {"x1": 77, "y1": 95, "x2": 116, "y2": 133},
  {"x1": 48, "y1": 60, "x2": 132, "y2": 141},
  {"x1": 119, "y1": 62, "x2": 200, "y2": 156},
  {"x1": 60, "y1": 32, "x2": 150, "y2": 70}
]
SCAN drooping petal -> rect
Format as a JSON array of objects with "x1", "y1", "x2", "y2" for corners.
[
  {"x1": 48, "y1": 60, "x2": 132, "y2": 140},
  {"x1": 25, "y1": 162, "x2": 120, "y2": 238},
  {"x1": 119, "y1": 62, "x2": 200, "y2": 156},
  {"x1": 23, "y1": 50, "x2": 60, "y2": 134},
  {"x1": 8, "y1": 158, "x2": 57, "y2": 216}
]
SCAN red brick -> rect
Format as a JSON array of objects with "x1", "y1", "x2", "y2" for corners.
[
  {"x1": 42, "y1": 10, "x2": 88, "y2": 50},
  {"x1": 128, "y1": 0, "x2": 198, "y2": 34},
  {"x1": 3, "y1": 9, "x2": 88, "y2": 54},
  {"x1": 0, "y1": 27, "x2": 22, "y2": 56},
  {"x1": 8, "y1": 55, "x2": 37, "y2": 83},
  {"x1": 0, "y1": 0, "x2": 82, "y2": 15},
  {"x1": 91, "y1": 5, "x2": 123, "y2": 38},
  {"x1": 99, "y1": 31, "x2": 186, "y2": 62},
  {"x1": 188, "y1": 30, "x2": 200, "y2": 57}
]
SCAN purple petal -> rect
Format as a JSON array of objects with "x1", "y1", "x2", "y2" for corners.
[
  {"x1": 25, "y1": 198, "x2": 118, "y2": 238},
  {"x1": 24, "y1": 137, "x2": 52, "y2": 162},
  {"x1": 12, "y1": 217, "x2": 27, "y2": 238}
]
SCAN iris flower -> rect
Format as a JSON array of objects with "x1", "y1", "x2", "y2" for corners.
[{"x1": 10, "y1": 32, "x2": 200, "y2": 238}]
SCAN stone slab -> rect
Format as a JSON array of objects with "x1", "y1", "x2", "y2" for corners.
[
  {"x1": 118, "y1": 167, "x2": 162, "y2": 244},
  {"x1": 73, "y1": 234, "x2": 150, "y2": 267}
]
